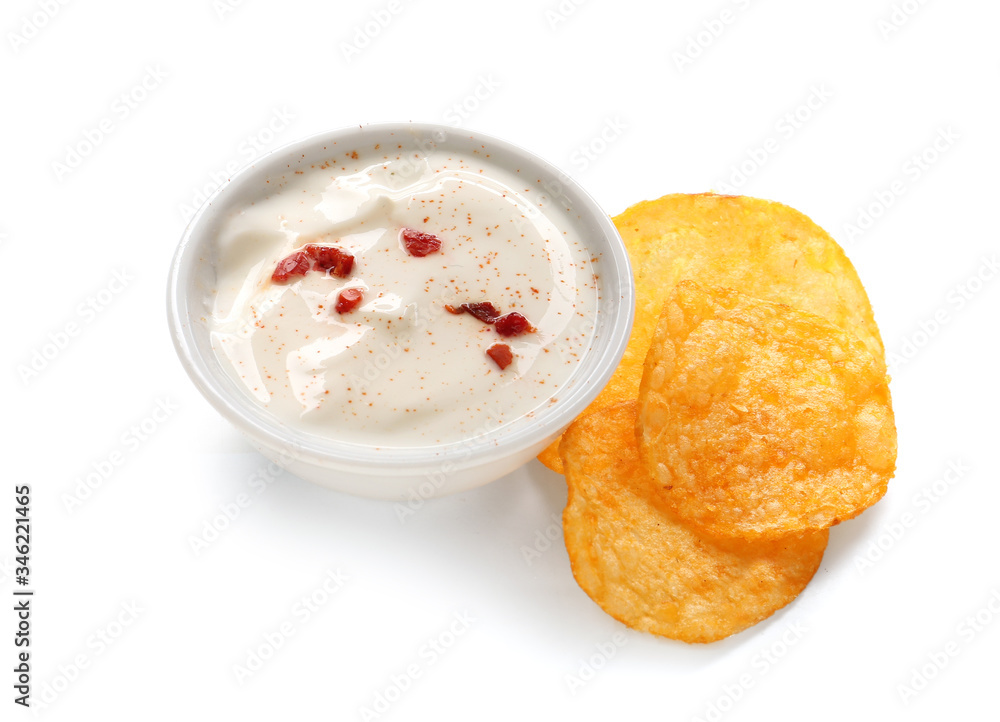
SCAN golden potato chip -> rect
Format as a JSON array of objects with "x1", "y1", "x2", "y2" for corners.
[
  {"x1": 536, "y1": 439, "x2": 564, "y2": 472},
  {"x1": 561, "y1": 401, "x2": 828, "y2": 643},
  {"x1": 540, "y1": 193, "x2": 884, "y2": 473},
  {"x1": 637, "y1": 282, "x2": 897, "y2": 541}
]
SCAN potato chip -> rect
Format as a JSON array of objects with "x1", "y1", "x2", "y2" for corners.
[
  {"x1": 637, "y1": 282, "x2": 897, "y2": 541},
  {"x1": 539, "y1": 193, "x2": 884, "y2": 473},
  {"x1": 561, "y1": 401, "x2": 828, "y2": 643}
]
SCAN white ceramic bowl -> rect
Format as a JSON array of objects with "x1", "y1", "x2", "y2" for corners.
[{"x1": 167, "y1": 122, "x2": 633, "y2": 500}]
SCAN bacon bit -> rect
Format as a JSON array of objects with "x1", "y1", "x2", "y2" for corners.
[
  {"x1": 460, "y1": 302, "x2": 501, "y2": 324},
  {"x1": 335, "y1": 288, "x2": 364, "y2": 314},
  {"x1": 486, "y1": 343, "x2": 513, "y2": 370},
  {"x1": 271, "y1": 251, "x2": 311, "y2": 282},
  {"x1": 449, "y1": 301, "x2": 536, "y2": 336},
  {"x1": 494, "y1": 312, "x2": 535, "y2": 337},
  {"x1": 305, "y1": 244, "x2": 354, "y2": 278},
  {"x1": 400, "y1": 228, "x2": 442, "y2": 257}
]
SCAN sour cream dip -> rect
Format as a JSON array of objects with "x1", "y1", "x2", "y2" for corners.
[{"x1": 208, "y1": 141, "x2": 600, "y2": 447}]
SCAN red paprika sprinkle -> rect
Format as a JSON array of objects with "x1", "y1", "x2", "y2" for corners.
[
  {"x1": 400, "y1": 228, "x2": 442, "y2": 257},
  {"x1": 335, "y1": 288, "x2": 364, "y2": 314},
  {"x1": 271, "y1": 251, "x2": 312, "y2": 282},
  {"x1": 494, "y1": 312, "x2": 535, "y2": 337},
  {"x1": 486, "y1": 343, "x2": 513, "y2": 370}
]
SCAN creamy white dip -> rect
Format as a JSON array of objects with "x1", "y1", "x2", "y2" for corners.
[{"x1": 209, "y1": 145, "x2": 599, "y2": 446}]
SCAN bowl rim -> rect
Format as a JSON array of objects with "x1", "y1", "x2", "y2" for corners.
[{"x1": 166, "y1": 121, "x2": 634, "y2": 472}]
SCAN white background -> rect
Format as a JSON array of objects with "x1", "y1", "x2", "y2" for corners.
[{"x1": 4, "y1": 0, "x2": 999, "y2": 720}]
